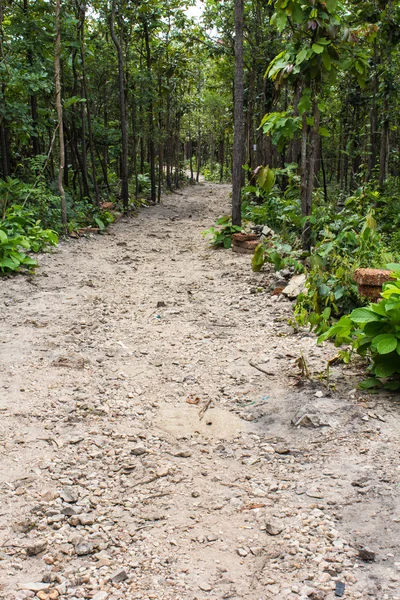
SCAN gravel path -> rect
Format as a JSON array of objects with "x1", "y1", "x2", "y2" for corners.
[{"x1": 1, "y1": 182, "x2": 400, "y2": 600}]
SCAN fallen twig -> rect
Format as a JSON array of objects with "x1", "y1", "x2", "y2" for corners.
[
  {"x1": 249, "y1": 361, "x2": 274, "y2": 376},
  {"x1": 199, "y1": 399, "x2": 212, "y2": 420}
]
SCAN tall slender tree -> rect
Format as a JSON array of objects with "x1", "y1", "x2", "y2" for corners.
[{"x1": 232, "y1": 0, "x2": 244, "y2": 227}]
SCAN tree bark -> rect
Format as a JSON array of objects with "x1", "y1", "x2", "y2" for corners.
[
  {"x1": 110, "y1": 0, "x2": 129, "y2": 211},
  {"x1": 55, "y1": 0, "x2": 67, "y2": 230},
  {"x1": 0, "y1": 2, "x2": 10, "y2": 178},
  {"x1": 232, "y1": 0, "x2": 244, "y2": 226},
  {"x1": 144, "y1": 21, "x2": 156, "y2": 203},
  {"x1": 79, "y1": 4, "x2": 100, "y2": 206}
]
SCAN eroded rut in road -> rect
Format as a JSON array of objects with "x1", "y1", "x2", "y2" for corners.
[{"x1": 1, "y1": 183, "x2": 400, "y2": 600}]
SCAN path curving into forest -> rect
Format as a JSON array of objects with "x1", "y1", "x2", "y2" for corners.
[{"x1": 1, "y1": 182, "x2": 400, "y2": 600}]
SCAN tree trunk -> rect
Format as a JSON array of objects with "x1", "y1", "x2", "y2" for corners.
[
  {"x1": 110, "y1": 0, "x2": 129, "y2": 211},
  {"x1": 232, "y1": 0, "x2": 244, "y2": 226},
  {"x1": 79, "y1": 5, "x2": 100, "y2": 206},
  {"x1": 301, "y1": 101, "x2": 320, "y2": 251},
  {"x1": 0, "y1": 2, "x2": 10, "y2": 178},
  {"x1": 379, "y1": 102, "x2": 389, "y2": 189},
  {"x1": 144, "y1": 21, "x2": 156, "y2": 203},
  {"x1": 55, "y1": 0, "x2": 67, "y2": 230}
]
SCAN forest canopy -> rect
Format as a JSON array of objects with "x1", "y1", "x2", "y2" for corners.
[{"x1": 0, "y1": 0, "x2": 399, "y2": 275}]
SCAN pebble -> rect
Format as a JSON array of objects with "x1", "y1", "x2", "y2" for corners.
[
  {"x1": 265, "y1": 518, "x2": 285, "y2": 536},
  {"x1": 26, "y1": 540, "x2": 47, "y2": 556},
  {"x1": 59, "y1": 487, "x2": 78, "y2": 503}
]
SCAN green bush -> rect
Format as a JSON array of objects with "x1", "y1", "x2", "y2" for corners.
[
  {"x1": 0, "y1": 206, "x2": 58, "y2": 274},
  {"x1": 295, "y1": 212, "x2": 394, "y2": 333},
  {"x1": 318, "y1": 265, "x2": 400, "y2": 389}
]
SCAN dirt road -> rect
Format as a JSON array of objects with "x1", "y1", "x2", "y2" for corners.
[{"x1": 1, "y1": 182, "x2": 399, "y2": 600}]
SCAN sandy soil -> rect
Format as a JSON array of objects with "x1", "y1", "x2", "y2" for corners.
[{"x1": 0, "y1": 182, "x2": 399, "y2": 600}]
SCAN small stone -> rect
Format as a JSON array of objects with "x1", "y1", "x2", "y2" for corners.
[
  {"x1": 70, "y1": 513, "x2": 95, "y2": 527},
  {"x1": 18, "y1": 583, "x2": 51, "y2": 592},
  {"x1": 199, "y1": 582, "x2": 213, "y2": 592},
  {"x1": 191, "y1": 491, "x2": 200, "y2": 498},
  {"x1": 61, "y1": 506, "x2": 77, "y2": 516},
  {"x1": 282, "y1": 274, "x2": 306, "y2": 299},
  {"x1": 75, "y1": 540, "x2": 94, "y2": 556},
  {"x1": 358, "y1": 547, "x2": 376, "y2": 562},
  {"x1": 26, "y1": 540, "x2": 47, "y2": 556},
  {"x1": 130, "y1": 445, "x2": 148, "y2": 456},
  {"x1": 92, "y1": 593, "x2": 109, "y2": 600},
  {"x1": 265, "y1": 518, "x2": 285, "y2": 536},
  {"x1": 237, "y1": 547, "x2": 248, "y2": 557},
  {"x1": 110, "y1": 569, "x2": 128, "y2": 583},
  {"x1": 171, "y1": 448, "x2": 192, "y2": 458},
  {"x1": 47, "y1": 514, "x2": 64, "y2": 525},
  {"x1": 60, "y1": 487, "x2": 78, "y2": 503}
]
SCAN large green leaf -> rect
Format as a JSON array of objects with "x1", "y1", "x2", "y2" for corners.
[
  {"x1": 257, "y1": 166, "x2": 276, "y2": 192},
  {"x1": 351, "y1": 308, "x2": 382, "y2": 324},
  {"x1": 376, "y1": 336, "x2": 398, "y2": 355},
  {"x1": 252, "y1": 244, "x2": 264, "y2": 273},
  {"x1": 373, "y1": 354, "x2": 400, "y2": 378},
  {"x1": 364, "y1": 321, "x2": 387, "y2": 336},
  {"x1": 312, "y1": 43, "x2": 324, "y2": 55}
]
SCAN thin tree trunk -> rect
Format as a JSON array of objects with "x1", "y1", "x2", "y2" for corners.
[
  {"x1": 144, "y1": 21, "x2": 156, "y2": 203},
  {"x1": 110, "y1": 0, "x2": 129, "y2": 211},
  {"x1": 79, "y1": 5, "x2": 100, "y2": 206},
  {"x1": 0, "y1": 2, "x2": 10, "y2": 178},
  {"x1": 232, "y1": 0, "x2": 244, "y2": 226},
  {"x1": 55, "y1": 0, "x2": 67, "y2": 230},
  {"x1": 302, "y1": 101, "x2": 320, "y2": 251}
]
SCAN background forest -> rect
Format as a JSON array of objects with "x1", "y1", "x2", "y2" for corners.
[{"x1": 1, "y1": 0, "x2": 400, "y2": 340}]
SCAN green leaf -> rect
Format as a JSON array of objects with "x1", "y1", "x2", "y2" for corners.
[
  {"x1": 297, "y1": 93, "x2": 311, "y2": 115},
  {"x1": 325, "y1": 0, "x2": 338, "y2": 12},
  {"x1": 364, "y1": 321, "x2": 386, "y2": 336},
  {"x1": 322, "y1": 51, "x2": 332, "y2": 71},
  {"x1": 312, "y1": 44, "x2": 324, "y2": 55},
  {"x1": 0, "y1": 258, "x2": 19, "y2": 270},
  {"x1": 94, "y1": 217, "x2": 105, "y2": 231},
  {"x1": 257, "y1": 166, "x2": 276, "y2": 192},
  {"x1": 386, "y1": 263, "x2": 400, "y2": 276},
  {"x1": 223, "y1": 236, "x2": 232, "y2": 249},
  {"x1": 384, "y1": 381, "x2": 400, "y2": 391},
  {"x1": 252, "y1": 244, "x2": 264, "y2": 273},
  {"x1": 319, "y1": 126, "x2": 330, "y2": 137},
  {"x1": 296, "y1": 48, "x2": 308, "y2": 66},
  {"x1": 0, "y1": 230, "x2": 7, "y2": 244},
  {"x1": 376, "y1": 336, "x2": 398, "y2": 355},
  {"x1": 350, "y1": 308, "x2": 381, "y2": 324},
  {"x1": 374, "y1": 355, "x2": 400, "y2": 378},
  {"x1": 359, "y1": 378, "x2": 381, "y2": 390}
]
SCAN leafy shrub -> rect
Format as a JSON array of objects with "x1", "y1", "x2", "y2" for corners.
[
  {"x1": 295, "y1": 212, "x2": 394, "y2": 333},
  {"x1": 318, "y1": 265, "x2": 400, "y2": 389},
  {"x1": 0, "y1": 206, "x2": 58, "y2": 274},
  {"x1": 0, "y1": 229, "x2": 37, "y2": 273},
  {"x1": 202, "y1": 216, "x2": 242, "y2": 249},
  {"x1": 252, "y1": 236, "x2": 305, "y2": 273}
]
